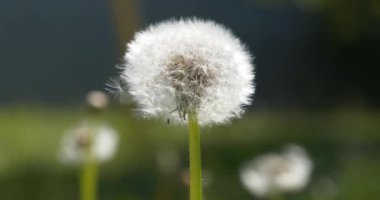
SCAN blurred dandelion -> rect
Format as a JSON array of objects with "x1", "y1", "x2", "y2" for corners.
[
  {"x1": 240, "y1": 145, "x2": 313, "y2": 199},
  {"x1": 114, "y1": 18, "x2": 255, "y2": 200},
  {"x1": 86, "y1": 90, "x2": 110, "y2": 110},
  {"x1": 59, "y1": 122, "x2": 118, "y2": 165},
  {"x1": 59, "y1": 90, "x2": 118, "y2": 200}
]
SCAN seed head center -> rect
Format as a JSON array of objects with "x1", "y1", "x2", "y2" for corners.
[{"x1": 166, "y1": 54, "x2": 215, "y2": 118}]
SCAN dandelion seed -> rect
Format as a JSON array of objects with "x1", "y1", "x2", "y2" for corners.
[{"x1": 116, "y1": 18, "x2": 255, "y2": 125}]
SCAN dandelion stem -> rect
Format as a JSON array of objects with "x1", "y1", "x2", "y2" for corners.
[
  {"x1": 188, "y1": 112, "x2": 202, "y2": 200},
  {"x1": 80, "y1": 132, "x2": 98, "y2": 200}
]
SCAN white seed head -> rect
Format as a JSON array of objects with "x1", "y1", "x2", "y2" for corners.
[
  {"x1": 118, "y1": 18, "x2": 255, "y2": 125},
  {"x1": 86, "y1": 90, "x2": 109, "y2": 109},
  {"x1": 59, "y1": 122, "x2": 119, "y2": 164},
  {"x1": 240, "y1": 145, "x2": 313, "y2": 197}
]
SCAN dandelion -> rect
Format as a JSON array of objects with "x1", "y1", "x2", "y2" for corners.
[
  {"x1": 118, "y1": 18, "x2": 254, "y2": 125},
  {"x1": 59, "y1": 122, "x2": 119, "y2": 164},
  {"x1": 86, "y1": 90, "x2": 110, "y2": 110},
  {"x1": 59, "y1": 91, "x2": 117, "y2": 200},
  {"x1": 240, "y1": 145, "x2": 313, "y2": 199},
  {"x1": 115, "y1": 18, "x2": 255, "y2": 200},
  {"x1": 59, "y1": 122, "x2": 118, "y2": 200}
]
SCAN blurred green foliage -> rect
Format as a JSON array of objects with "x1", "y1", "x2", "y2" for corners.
[
  {"x1": 0, "y1": 106, "x2": 379, "y2": 200},
  {"x1": 251, "y1": 0, "x2": 380, "y2": 42}
]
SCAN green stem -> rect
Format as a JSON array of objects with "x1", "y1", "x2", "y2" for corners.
[
  {"x1": 187, "y1": 112, "x2": 202, "y2": 200},
  {"x1": 80, "y1": 132, "x2": 98, "y2": 200}
]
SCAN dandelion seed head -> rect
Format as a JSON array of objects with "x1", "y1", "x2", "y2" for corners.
[
  {"x1": 240, "y1": 145, "x2": 313, "y2": 197},
  {"x1": 118, "y1": 18, "x2": 255, "y2": 125},
  {"x1": 105, "y1": 77, "x2": 124, "y2": 98},
  {"x1": 59, "y1": 122, "x2": 119, "y2": 164}
]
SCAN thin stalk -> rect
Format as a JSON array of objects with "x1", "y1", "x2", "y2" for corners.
[
  {"x1": 80, "y1": 131, "x2": 98, "y2": 200},
  {"x1": 187, "y1": 112, "x2": 202, "y2": 200}
]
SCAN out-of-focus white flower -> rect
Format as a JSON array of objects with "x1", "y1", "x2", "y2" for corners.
[
  {"x1": 86, "y1": 90, "x2": 109, "y2": 109},
  {"x1": 59, "y1": 122, "x2": 118, "y2": 164},
  {"x1": 240, "y1": 145, "x2": 313, "y2": 197},
  {"x1": 116, "y1": 18, "x2": 255, "y2": 125}
]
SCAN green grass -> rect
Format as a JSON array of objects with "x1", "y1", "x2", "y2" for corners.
[{"x1": 0, "y1": 105, "x2": 379, "y2": 200}]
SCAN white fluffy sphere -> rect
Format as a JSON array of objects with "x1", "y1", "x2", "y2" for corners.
[
  {"x1": 240, "y1": 145, "x2": 313, "y2": 197},
  {"x1": 120, "y1": 18, "x2": 255, "y2": 125},
  {"x1": 59, "y1": 123, "x2": 119, "y2": 164}
]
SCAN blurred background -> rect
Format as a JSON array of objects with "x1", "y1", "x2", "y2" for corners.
[{"x1": 0, "y1": 0, "x2": 379, "y2": 199}]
